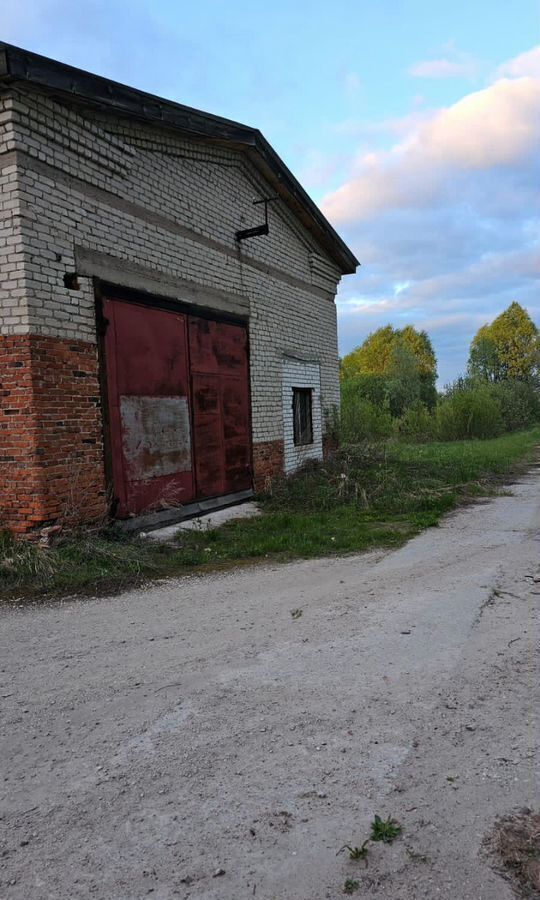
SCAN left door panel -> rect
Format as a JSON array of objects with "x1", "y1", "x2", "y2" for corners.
[{"x1": 103, "y1": 298, "x2": 195, "y2": 517}]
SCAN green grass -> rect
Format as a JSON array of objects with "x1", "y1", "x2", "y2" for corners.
[
  {"x1": 393, "y1": 428, "x2": 540, "y2": 481},
  {"x1": 1, "y1": 426, "x2": 538, "y2": 600},
  {"x1": 176, "y1": 508, "x2": 416, "y2": 563}
]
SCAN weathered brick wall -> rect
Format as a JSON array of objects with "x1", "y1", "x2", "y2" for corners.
[
  {"x1": 29, "y1": 335, "x2": 107, "y2": 528},
  {"x1": 0, "y1": 95, "x2": 29, "y2": 337},
  {"x1": 0, "y1": 335, "x2": 41, "y2": 531},
  {"x1": 0, "y1": 334, "x2": 106, "y2": 532},
  {"x1": 0, "y1": 82, "x2": 344, "y2": 529},
  {"x1": 252, "y1": 440, "x2": 286, "y2": 493}
]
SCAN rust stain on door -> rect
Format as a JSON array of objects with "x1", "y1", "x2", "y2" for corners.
[
  {"x1": 103, "y1": 298, "x2": 195, "y2": 517},
  {"x1": 120, "y1": 395, "x2": 192, "y2": 480},
  {"x1": 189, "y1": 317, "x2": 252, "y2": 497}
]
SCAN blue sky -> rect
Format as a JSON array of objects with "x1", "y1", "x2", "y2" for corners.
[{"x1": 4, "y1": 0, "x2": 540, "y2": 383}]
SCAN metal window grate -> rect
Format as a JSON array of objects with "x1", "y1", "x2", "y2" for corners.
[{"x1": 292, "y1": 388, "x2": 313, "y2": 446}]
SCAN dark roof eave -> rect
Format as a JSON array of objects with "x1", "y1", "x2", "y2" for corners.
[{"x1": 0, "y1": 42, "x2": 359, "y2": 274}]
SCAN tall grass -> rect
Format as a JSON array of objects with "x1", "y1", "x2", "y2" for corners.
[
  {"x1": 1, "y1": 425, "x2": 538, "y2": 599},
  {"x1": 264, "y1": 428, "x2": 540, "y2": 518}
]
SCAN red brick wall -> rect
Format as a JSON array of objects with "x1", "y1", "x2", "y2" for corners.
[
  {"x1": 1, "y1": 335, "x2": 313, "y2": 529},
  {"x1": 252, "y1": 439, "x2": 285, "y2": 492},
  {"x1": 322, "y1": 432, "x2": 339, "y2": 461},
  {"x1": 0, "y1": 335, "x2": 42, "y2": 532},
  {"x1": 0, "y1": 334, "x2": 106, "y2": 533}
]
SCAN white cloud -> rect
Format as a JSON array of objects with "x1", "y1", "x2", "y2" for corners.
[
  {"x1": 322, "y1": 76, "x2": 540, "y2": 222},
  {"x1": 327, "y1": 45, "x2": 540, "y2": 381},
  {"x1": 418, "y1": 313, "x2": 488, "y2": 332},
  {"x1": 496, "y1": 45, "x2": 540, "y2": 78},
  {"x1": 409, "y1": 58, "x2": 476, "y2": 78},
  {"x1": 422, "y1": 77, "x2": 540, "y2": 167}
]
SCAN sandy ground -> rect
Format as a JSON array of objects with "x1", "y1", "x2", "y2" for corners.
[{"x1": 1, "y1": 475, "x2": 539, "y2": 900}]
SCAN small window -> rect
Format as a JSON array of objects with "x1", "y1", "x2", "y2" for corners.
[{"x1": 292, "y1": 388, "x2": 313, "y2": 446}]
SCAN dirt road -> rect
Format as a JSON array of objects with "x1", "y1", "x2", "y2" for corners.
[{"x1": 1, "y1": 474, "x2": 539, "y2": 899}]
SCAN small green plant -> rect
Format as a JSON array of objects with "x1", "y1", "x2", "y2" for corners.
[
  {"x1": 337, "y1": 839, "x2": 370, "y2": 861},
  {"x1": 343, "y1": 878, "x2": 360, "y2": 895},
  {"x1": 406, "y1": 847, "x2": 429, "y2": 863},
  {"x1": 291, "y1": 608, "x2": 303, "y2": 619},
  {"x1": 370, "y1": 814, "x2": 402, "y2": 843}
]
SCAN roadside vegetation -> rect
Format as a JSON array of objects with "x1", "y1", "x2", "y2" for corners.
[
  {"x1": 339, "y1": 302, "x2": 540, "y2": 444},
  {"x1": 1, "y1": 427, "x2": 538, "y2": 600},
  {"x1": 1, "y1": 302, "x2": 539, "y2": 600}
]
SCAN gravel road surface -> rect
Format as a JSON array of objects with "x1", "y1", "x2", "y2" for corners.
[{"x1": 1, "y1": 474, "x2": 539, "y2": 899}]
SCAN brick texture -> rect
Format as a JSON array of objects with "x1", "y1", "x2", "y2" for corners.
[
  {"x1": 0, "y1": 334, "x2": 41, "y2": 531},
  {"x1": 281, "y1": 356, "x2": 323, "y2": 473},
  {"x1": 0, "y1": 333, "x2": 106, "y2": 532},
  {"x1": 322, "y1": 432, "x2": 339, "y2": 462},
  {"x1": 252, "y1": 440, "x2": 285, "y2": 492},
  {"x1": 0, "y1": 79, "x2": 350, "y2": 530}
]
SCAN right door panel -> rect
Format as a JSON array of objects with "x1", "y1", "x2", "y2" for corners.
[{"x1": 189, "y1": 317, "x2": 252, "y2": 498}]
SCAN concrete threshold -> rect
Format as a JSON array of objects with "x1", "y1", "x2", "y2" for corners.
[
  {"x1": 118, "y1": 489, "x2": 255, "y2": 534},
  {"x1": 142, "y1": 500, "x2": 261, "y2": 541}
]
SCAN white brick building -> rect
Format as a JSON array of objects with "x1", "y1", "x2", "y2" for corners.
[{"x1": 0, "y1": 43, "x2": 357, "y2": 533}]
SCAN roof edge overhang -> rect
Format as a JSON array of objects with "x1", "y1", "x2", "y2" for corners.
[{"x1": 0, "y1": 42, "x2": 359, "y2": 274}]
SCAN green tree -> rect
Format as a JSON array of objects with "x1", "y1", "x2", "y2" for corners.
[
  {"x1": 399, "y1": 325, "x2": 437, "y2": 378},
  {"x1": 468, "y1": 330, "x2": 502, "y2": 382},
  {"x1": 400, "y1": 326, "x2": 438, "y2": 408},
  {"x1": 340, "y1": 325, "x2": 396, "y2": 380},
  {"x1": 341, "y1": 325, "x2": 436, "y2": 378},
  {"x1": 385, "y1": 343, "x2": 421, "y2": 416},
  {"x1": 468, "y1": 302, "x2": 540, "y2": 382},
  {"x1": 341, "y1": 324, "x2": 438, "y2": 409}
]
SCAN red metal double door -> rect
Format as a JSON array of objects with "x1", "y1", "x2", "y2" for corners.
[{"x1": 103, "y1": 297, "x2": 252, "y2": 518}]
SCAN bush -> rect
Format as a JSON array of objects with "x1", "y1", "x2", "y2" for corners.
[
  {"x1": 340, "y1": 382, "x2": 393, "y2": 443},
  {"x1": 340, "y1": 371, "x2": 539, "y2": 447},
  {"x1": 495, "y1": 379, "x2": 540, "y2": 432},
  {"x1": 341, "y1": 374, "x2": 388, "y2": 406},
  {"x1": 340, "y1": 349, "x2": 437, "y2": 424},
  {"x1": 433, "y1": 378, "x2": 540, "y2": 441},
  {"x1": 395, "y1": 401, "x2": 435, "y2": 442},
  {"x1": 435, "y1": 379, "x2": 503, "y2": 440}
]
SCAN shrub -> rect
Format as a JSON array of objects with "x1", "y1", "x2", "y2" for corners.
[
  {"x1": 341, "y1": 373, "x2": 388, "y2": 406},
  {"x1": 340, "y1": 383, "x2": 393, "y2": 444},
  {"x1": 435, "y1": 379, "x2": 503, "y2": 440},
  {"x1": 494, "y1": 379, "x2": 540, "y2": 432},
  {"x1": 395, "y1": 400, "x2": 434, "y2": 442},
  {"x1": 340, "y1": 370, "x2": 539, "y2": 447}
]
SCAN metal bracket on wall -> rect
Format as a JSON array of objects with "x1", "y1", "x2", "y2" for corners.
[{"x1": 235, "y1": 196, "x2": 279, "y2": 242}]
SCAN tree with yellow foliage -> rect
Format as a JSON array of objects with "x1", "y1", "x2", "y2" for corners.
[
  {"x1": 340, "y1": 324, "x2": 396, "y2": 379},
  {"x1": 340, "y1": 324, "x2": 438, "y2": 409},
  {"x1": 341, "y1": 325, "x2": 436, "y2": 380},
  {"x1": 468, "y1": 303, "x2": 539, "y2": 382}
]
